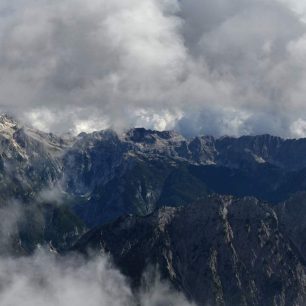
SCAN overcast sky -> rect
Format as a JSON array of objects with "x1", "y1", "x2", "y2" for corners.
[{"x1": 1, "y1": 0, "x2": 306, "y2": 137}]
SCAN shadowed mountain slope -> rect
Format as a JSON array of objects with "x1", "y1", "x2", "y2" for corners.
[{"x1": 73, "y1": 195, "x2": 306, "y2": 306}]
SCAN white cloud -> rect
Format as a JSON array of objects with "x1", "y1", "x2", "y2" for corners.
[
  {"x1": 290, "y1": 118, "x2": 306, "y2": 138},
  {"x1": 277, "y1": 0, "x2": 306, "y2": 20},
  {"x1": 1, "y1": 0, "x2": 306, "y2": 137},
  {"x1": 0, "y1": 250, "x2": 195, "y2": 306},
  {"x1": 0, "y1": 202, "x2": 23, "y2": 253}
]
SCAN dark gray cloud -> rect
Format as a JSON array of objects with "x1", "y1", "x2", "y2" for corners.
[{"x1": 0, "y1": 0, "x2": 306, "y2": 137}]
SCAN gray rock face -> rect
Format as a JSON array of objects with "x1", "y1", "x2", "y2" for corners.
[
  {"x1": 0, "y1": 115, "x2": 65, "y2": 202},
  {"x1": 214, "y1": 135, "x2": 306, "y2": 170},
  {"x1": 63, "y1": 129, "x2": 129, "y2": 196},
  {"x1": 277, "y1": 192, "x2": 306, "y2": 263},
  {"x1": 0, "y1": 115, "x2": 85, "y2": 254},
  {"x1": 60, "y1": 128, "x2": 306, "y2": 225},
  {"x1": 74, "y1": 195, "x2": 306, "y2": 306}
]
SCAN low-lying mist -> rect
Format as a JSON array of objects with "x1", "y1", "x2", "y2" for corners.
[{"x1": 0, "y1": 250, "x2": 195, "y2": 306}]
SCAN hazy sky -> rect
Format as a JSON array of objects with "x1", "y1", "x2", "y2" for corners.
[{"x1": 1, "y1": 0, "x2": 306, "y2": 137}]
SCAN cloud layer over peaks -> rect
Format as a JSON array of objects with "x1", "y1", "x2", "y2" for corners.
[{"x1": 0, "y1": 0, "x2": 306, "y2": 137}]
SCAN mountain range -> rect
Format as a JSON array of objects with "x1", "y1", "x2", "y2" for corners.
[{"x1": 1, "y1": 114, "x2": 306, "y2": 305}]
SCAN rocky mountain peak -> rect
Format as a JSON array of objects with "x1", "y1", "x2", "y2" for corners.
[
  {"x1": 0, "y1": 114, "x2": 19, "y2": 138},
  {"x1": 123, "y1": 127, "x2": 184, "y2": 143}
]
